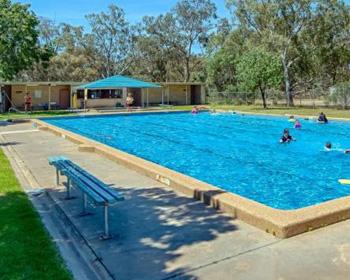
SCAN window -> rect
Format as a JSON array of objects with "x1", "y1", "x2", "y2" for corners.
[
  {"x1": 34, "y1": 90, "x2": 42, "y2": 99},
  {"x1": 77, "y1": 89, "x2": 123, "y2": 99}
]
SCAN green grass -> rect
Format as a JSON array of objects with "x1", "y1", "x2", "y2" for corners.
[
  {"x1": 0, "y1": 110, "x2": 76, "y2": 121},
  {"x1": 210, "y1": 105, "x2": 350, "y2": 119},
  {"x1": 2, "y1": 105, "x2": 350, "y2": 120},
  {"x1": 0, "y1": 149, "x2": 72, "y2": 280}
]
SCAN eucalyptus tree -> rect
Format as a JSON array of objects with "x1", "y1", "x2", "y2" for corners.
[
  {"x1": 133, "y1": 14, "x2": 180, "y2": 82},
  {"x1": 309, "y1": 0, "x2": 350, "y2": 86},
  {"x1": 172, "y1": 0, "x2": 217, "y2": 82},
  {"x1": 228, "y1": 0, "x2": 314, "y2": 106},
  {"x1": 86, "y1": 5, "x2": 135, "y2": 78}
]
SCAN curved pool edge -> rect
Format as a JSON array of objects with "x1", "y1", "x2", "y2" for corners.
[{"x1": 33, "y1": 117, "x2": 350, "y2": 238}]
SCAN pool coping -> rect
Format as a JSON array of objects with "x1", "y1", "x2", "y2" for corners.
[{"x1": 32, "y1": 111, "x2": 350, "y2": 238}]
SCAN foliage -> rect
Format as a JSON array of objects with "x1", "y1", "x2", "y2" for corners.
[
  {"x1": 4, "y1": 0, "x2": 350, "y2": 104},
  {"x1": 236, "y1": 47, "x2": 283, "y2": 108},
  {"x1": 0, "y1": 0, "x2": 42, "y2": 80},
  {"x1": 86, "y1": 5, "x2": 135, "y2": 77}
]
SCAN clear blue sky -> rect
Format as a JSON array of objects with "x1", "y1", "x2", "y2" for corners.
[{"x1": 17, "y1": 0, "x2": 230, "y2": 27}]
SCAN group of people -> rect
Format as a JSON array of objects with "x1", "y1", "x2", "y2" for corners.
[{"x1": 280, "y1": 112, "x2": 329, "y2": 144}]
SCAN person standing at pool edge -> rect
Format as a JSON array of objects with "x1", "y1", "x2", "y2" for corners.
[
  {"x1": 24, "y1": 92, "x2": 32, "y2": 112},
  {"x1": 126, "y1": 93, "x2": 134, "y2": 112},
  {"x1": 280, "y1": 128, "x2": 295, "y2": 143}
]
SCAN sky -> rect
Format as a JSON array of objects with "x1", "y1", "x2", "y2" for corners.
[{"x1": 17, "y1": 0, "x2": 230, "y2": 27}]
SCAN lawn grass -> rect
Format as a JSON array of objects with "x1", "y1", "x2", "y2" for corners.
[
  {"x1": 211, "y1": 105, "x2": 350, "y2": 119},
  {"x1": 0, "y1": 110, "x2": 76, "y2": 121},
  {"x1": 1, "y1": 105, "x2": 350, "y2": 120},
  {"x1": 0, "y1": 149, "x2": 71, "y2": 280}
]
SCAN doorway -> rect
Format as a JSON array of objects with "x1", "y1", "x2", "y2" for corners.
[
  {"x1": 59, "y1": 89, "x2": 70, "y2": 109},
  {"x1": 190, "y1": 85, "x2": 202, "y2": 105}
]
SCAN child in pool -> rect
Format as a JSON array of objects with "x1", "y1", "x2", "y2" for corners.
[
  {"x1": 294, "y1": 119, "x2": 301, "y2": 129},
  {"x1": 191, "y1": 106, "x2": 199, "y2": 114},
  {"x1": 288, "y1": 115, "x2": 296, "y2": 122},
  {"x1": 318, "y1": 112, "x2": 328, "y2": 123},
  {"x1": 280, "y1": 128, "x2": 294, "y2": 143}
]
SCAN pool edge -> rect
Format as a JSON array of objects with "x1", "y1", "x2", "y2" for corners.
[{"x1": 33, "y1": 117, "x2": 350, "y2": 239}]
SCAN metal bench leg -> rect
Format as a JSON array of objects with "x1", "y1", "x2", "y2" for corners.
[
  {"x1": 56, "y1": 169, "x2": 60, "y2": 186},
  {"x1": 64, "y1": 178, "x2": 76, "y2": 200},
  {"x1": 66, "y1": 178, "x2": 71, "y2": 198},
  {"x1": 78, "y1": 193, "x2": 92, "y2": 217},
  {"x1": 100, "y1": 204, "x2": 112, "y2": 240}
]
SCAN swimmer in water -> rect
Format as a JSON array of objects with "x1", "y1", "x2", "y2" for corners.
[
  {"x1": 325, "y1": 142, "x2": 332, "y2": 151},
  {"x1": 280, "y1": 128, "x2": 294, "y2": 143},
  {"x1": 191, "y1": 106, "x2": 199, "y2": 114},
  {"x1": 318, "y1": 112, "x2": 328, "y2": 123},
  {"x1": 324, "y1": 142, "x2": 350, "y2": 153},
  {"x1": 294, "y1": 119, "x2": 301, "y2": 129},
  {"x1": 288, "y1": 115, "x2": 296, "y2": 122}
]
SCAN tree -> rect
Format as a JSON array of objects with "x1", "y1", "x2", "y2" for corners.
[
  {"x1": 133, "y1": 15, "x2": 180, "y2": 82},
  {"x1": 206, "y1": 30, "x2": 245, "y2": 92},
  {"x1": 86, "y1": 5, "x2": 135, "y2": 78},
  {"x1": 0, "y1": 0, "x2": 41, "y2": 80},
  {"x1": 228, "y1": 0, "x2": 313, "y2": 106},
  {"x1": 329, "y1": 82, "x2": 350, "y2": 109},
  {"x1": 172, "y1": 0, "x2": 217, "y2": 82},
  {"x1": 236, "y1": 47, "x2": 283, "y2": 108},
  {"x1": 308, "y1": 0, "x2": 350, "y2": 86}
]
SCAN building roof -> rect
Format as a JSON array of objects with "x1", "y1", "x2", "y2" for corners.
[{"x1": 77, "y1": 75, "x2": 161, "y2": 90}]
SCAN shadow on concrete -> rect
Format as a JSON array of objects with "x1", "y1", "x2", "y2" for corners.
[
  {"x1": 49, "y1": 185, "x2": 237, "y2": 280},
  {"x1": 0, "y1": 141, "x2": 21, "y2": 147}
]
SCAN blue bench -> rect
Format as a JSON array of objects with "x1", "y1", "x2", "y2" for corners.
[{"x1": 48, "y1": 156, "x2": 124, "y2": 239}]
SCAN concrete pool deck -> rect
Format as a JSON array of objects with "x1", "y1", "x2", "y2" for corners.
[
  {"x1": 32, "y1": 113, "x2": 350, "y2": 239},
  {"x1": 1, "y1": 122, "x2": 350, "y2": 279}
]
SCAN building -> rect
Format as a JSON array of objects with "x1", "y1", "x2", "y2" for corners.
[
  {"x1": 0, "y1": 82, "x2": 81, "y2": 112},
  {"x1": 0, "y1": 76, "x2": 206, "y2": 111}
]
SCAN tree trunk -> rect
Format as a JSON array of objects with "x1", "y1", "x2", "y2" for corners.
[
  {"x1": 184, "y1": 56, "x2": 191, "y2": 82},
  {"x1": 260, "y1": 86, "x2": 267, "y2": 109},
  {"x1": 281, "y1": 49, "x2": 294, "y2": 107}
]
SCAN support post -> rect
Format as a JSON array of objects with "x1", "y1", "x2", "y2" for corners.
[
  {"x1": 147, "y1": 88, "x2": 149, "y2": 107},
  {"x1": 185, "y1": 85, "x2": 188, "y2": 105},
  {"x1": 48, "y1": 84, "x2": 51, "y2": 110},
  {"x1": 56, "y1": 169, "x2": 60, "y2": 186},
  {"x1": 66, "y1": 178, "x2": 71, "y2": 199},
  {"x1": 161, "y1": 88, "x2": 164, "y2": 105},
  {"x1": 167, "y1": 87, "x2": 170, "y2": 105},
  {"x1": 83, "y1": 88, "x2": 88, "y2": 111},
  {"x1": 100, "y1": 204, "x2": 111, "y2": 240}
]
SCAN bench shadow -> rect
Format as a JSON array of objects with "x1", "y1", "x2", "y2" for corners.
[
  {"x1": 0, "y1": 141, "x2": 22, "y2": 147},
  {"x1": 49, "y1": 185, "x2": 237, "y2": 280}
]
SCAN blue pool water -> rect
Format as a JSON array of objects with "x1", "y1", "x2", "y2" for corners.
[{"x1": 44, "y1": 112, "x2": 350, "y2": 210}]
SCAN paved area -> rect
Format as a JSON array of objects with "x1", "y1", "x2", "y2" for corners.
[{"x1": 1, "y1": 121, "x2": 350, "y2": 280}]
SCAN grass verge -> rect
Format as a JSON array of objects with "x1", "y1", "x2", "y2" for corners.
[
  {"x1": 0, "y1": 149, "x2": 71, "y2": 280},
  {"x1": 0, "y1": 110, "x2": 76, "y2": 121},
  {"x1": 212, "y1": 105, "x2": 350, "y2": 119}
]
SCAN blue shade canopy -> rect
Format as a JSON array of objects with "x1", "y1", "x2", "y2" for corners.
[{"x1": 77, "y1": 75, "x2": 161, "y2": 89}]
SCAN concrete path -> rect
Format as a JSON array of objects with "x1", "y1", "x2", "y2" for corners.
[{"x1": 1, "y1": 121, "x2": 350, "y2": 280}]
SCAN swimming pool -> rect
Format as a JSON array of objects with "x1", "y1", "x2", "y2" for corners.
[{"x1": 44, "y1": 112, "x2": 350, "y2": 210}]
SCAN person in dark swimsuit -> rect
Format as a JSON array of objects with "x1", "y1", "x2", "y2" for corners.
[
  {"x1": 318, "y1": 112, "x2": 328, "y2": 123},
  {"x1": 280, "y1": 128, "x2": 294, "y2": 143}
]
